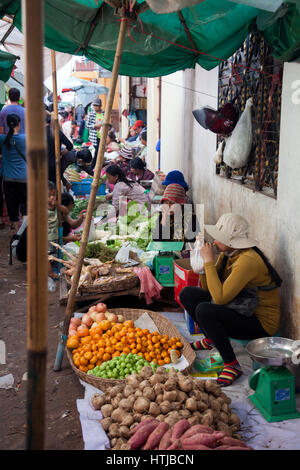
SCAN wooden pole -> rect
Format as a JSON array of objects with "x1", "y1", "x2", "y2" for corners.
[
  {"x1": 53, "y1": 14, "x2": 127, "y2": 371},
  {"x1": 51, "y1": 50, "x2": 62, "y2": 212},
  {"x1": 23, "y1": 0, "x2": 48, "y2": 449}
]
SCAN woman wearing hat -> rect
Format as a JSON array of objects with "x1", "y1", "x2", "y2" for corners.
[
  {"x1": 113, "y1": 146, "x2": 134, "y2": 176},
  {"x1": 152, "y1": 183, "x2": 198, "y2": 244},
  {"x1": 162, "y1": 170, "x2": 189, "y2": 192},
  {"x1": 179, "y1": 213, "x2": 282, "y2": 387}
]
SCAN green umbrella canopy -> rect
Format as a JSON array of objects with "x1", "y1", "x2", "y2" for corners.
[
  {"x1": 0, "y1": 0, "x2": 300, "y2": 77},
  {"x1": 0, "y1": 49, "x2": 18, "y2": 82}
]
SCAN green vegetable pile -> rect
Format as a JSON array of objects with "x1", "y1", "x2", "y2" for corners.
[
  {"x1": 116, "y1": 202, "x2": 159, "y2": 251},
  {"x1": 85, "y1": 241, "x2": 118, "y2": 262},
  {"x1": 71, "y1": 196, "x2": 106, "y2": 219},
  {"x1": 87, "y1": 353, "x2": 159, "y2": 379}
]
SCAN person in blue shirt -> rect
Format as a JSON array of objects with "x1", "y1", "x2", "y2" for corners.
[
  {"x1": 0, "y1": 113, "x2": 27, "y2": 236},
  {"x1": 0, "y1": 88, "x2": 25, "y2": 134}
]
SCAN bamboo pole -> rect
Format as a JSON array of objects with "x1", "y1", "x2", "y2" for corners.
[
  {"x1": 53, "y1": 14, "x2": 127, "y2": 371},
  {"x1": 51, "y1": 50, "x2": 63, "y2": 249},
  {"x1": 23, "y1": 0, "x2": 48, "y2": 450},
  {"x1": 51, "y1": 50, "x2": 62, "y2": 211}
]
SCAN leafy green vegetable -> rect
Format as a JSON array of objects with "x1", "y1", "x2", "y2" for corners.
[{"x1": 85, "y1": 241, "x2": 118, "y2": 262}]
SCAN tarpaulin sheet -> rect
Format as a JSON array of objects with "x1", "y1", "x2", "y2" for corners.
[
  {"x1": 0, "y1": 49, "x2": 17, "y2": 82},
  {"x1": 0, "y1": 1, "x2": 299, "y2": 77}
]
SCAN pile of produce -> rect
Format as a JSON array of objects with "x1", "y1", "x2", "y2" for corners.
[
  {"x1": 67, "y1": 304, "x2": 184, "y2": 373},
  {"x1": 70, "y1": 195, "x2": 105, "y2": 219},
  {"x1": 50, "y1": 243, "x2": 137, "y2": 289},
  {"x1": 85, "y1": 242, "x2": 118, "y2": 262},
  {"x1": 87, "y1": 354, "x2": 159, "y2": 379},
  {"x1": 91, "y1": 366, "x2": 245, "y2": 450},
  {"x1": 97, "y1": 201, "x2": 159, "y2": 251}
]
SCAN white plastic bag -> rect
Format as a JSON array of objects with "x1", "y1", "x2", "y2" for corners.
[
  {"x1": 115, "y1": 241, "x2": 131, "y2": 264},
  {"x1": 213, "y1": 140, "x2": 225, "y2": 164},
  {"x1": 190, "y1": 234, "x2": 204, "y2": 274},
  {"x1": 88, "y1": 217, "x2": 97, "y2": 242},
  {"x1": 223, "y1": 97, "x2": 253, "y2": 169}
]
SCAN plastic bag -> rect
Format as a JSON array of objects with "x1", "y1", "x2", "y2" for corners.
[
  {"x1": 223, "y1": 97, "x2": 253, "y2": 169},
  {"x1": 88, "y1": 217, "x2": 97, "y2": 242},
  {"x1": 190, "y1": 234, "x2": 204, "y2": 274},
  {"x1": 115, "y1": 241, "x2": 131, "y2": 264},
  {"x1": 213, "y1": 140, "x2": 225, "y2": 164}
]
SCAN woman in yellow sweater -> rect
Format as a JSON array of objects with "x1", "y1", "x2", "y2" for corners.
[{"x1": 179, "y1": 213, "x2": 282, "y2": 387}]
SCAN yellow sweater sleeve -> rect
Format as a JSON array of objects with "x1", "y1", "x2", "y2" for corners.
[
  {"x1": 199, "y1": 254, "x2": 225, "y2": 291},
  {"x1": 204, "y1": 254, "x2": 258, "y2": 305}
]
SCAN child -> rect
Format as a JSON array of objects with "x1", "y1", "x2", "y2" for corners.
[
  {"x1": 61, "y1": 192, "x2": 85, "y2": 242},
  {"x1": 48, "y1": 182, "x2": 77, "y2": 279}
]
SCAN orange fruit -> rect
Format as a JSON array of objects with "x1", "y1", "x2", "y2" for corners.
[
  {"x1": 84, "y1": 351, "x2": 93, "y2": 361},
  {"x1": 67, "y1": 337, "x2": 79, "y2": 349},
  {"x1": 158, "y1": 359, "x2": 165, "y2": 366},
  {"x1": 79, "y1": 357, "x2": 88, "y2": 366},
  {"x1": 123, "y1": 347, "x2": 130, "y2": 354},
  {"x1": 79, "y1": 365, "x2": 88, "y2": 372},
  {"x1": 90, "y1": 355, "x2": 98, "y2": 364},
  {"x1": 123, "y1": 320, "x2": 134, "y2": 328},
  {"x1": 102, "y1": 353, "x2": 111, "y2": 362},
  {"x1": 81, "y1": 336, "x2": 92, "y2": 345},
  {"x1": 176, "y1": 342, "x2": 183, "y2": 349},
  {"x1": 164, "y1": 357, "x2": 171, "y2": 364}
]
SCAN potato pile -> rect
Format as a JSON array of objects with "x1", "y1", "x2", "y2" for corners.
[{"x1": 91, "y1": 365, "x2": 241, "y2": 450}]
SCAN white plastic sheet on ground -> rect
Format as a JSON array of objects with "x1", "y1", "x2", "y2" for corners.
[{"x1": 74, "y1": 312, "x2": 300, "y2": 451}]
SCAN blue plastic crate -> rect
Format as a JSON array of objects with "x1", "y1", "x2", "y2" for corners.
[{"x1": 72, "y1": 179, "x2": 106, "y2": 196}]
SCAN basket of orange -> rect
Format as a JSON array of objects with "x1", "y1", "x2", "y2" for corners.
[{"x1": 66, "y1": 307, "x2": 196, "y2": 391}]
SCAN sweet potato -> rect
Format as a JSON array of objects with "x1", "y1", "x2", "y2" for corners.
[
  {"x1": 158, "y1": 429, "x2": 172, "y2": 450},
  {"x1": 180, "y1": 425, "x2": 213, "y2": 441},
  {"x1": 181, "y1": 432, "x2": 226, "y2": 449},
  {"x1": 128, "y1": 418, "x2": 157, "y2": 437},
  {"x1": 143, "y1": 422, "x2": 170, "y2": 450},
  {"x1": 182, "y1": 443, "x2": 213, "y2": 450},
  {"x1": 167, "y1": 439, "x2": 181, "y2": 450},
  {"x1": 171, "y1": 419, "x2": 190, "y2": 441},
  {"x1": 219, "y1": 436, "x2": 248, "y2": 448},
  {"x1": 128, "y1": 421, "x2": 160, "y2": 450}
]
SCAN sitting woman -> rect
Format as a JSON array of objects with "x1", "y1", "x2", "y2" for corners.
[
  {"x1": 106, "y1": 129, "x2": 120, "y2": 153},
  {"x1": 179, "y1": 213, "x2": 282, "y2": 387},
  {"x1": 162, "y1": 170, "x2": 189, "y2": 192},
  {"x1": 152, "y1": 183, "x2": 198, "y2": 245},
  {"x1": 105, "y1": 164, "x2": 149, "y2": 216},
  {"x1": 127, "y1": 157, "x2": 154, "y2": 185}
]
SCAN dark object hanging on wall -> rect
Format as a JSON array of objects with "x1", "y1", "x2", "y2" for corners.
[{"x1": 192, "y1": 102, "x2": 238, "y2": 135}]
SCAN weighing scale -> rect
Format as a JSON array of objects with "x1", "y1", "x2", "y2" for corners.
[
  {"x1": 246, "y1": 337, "x2": 300, "y2": 422},
  {"x1": 146, "y1": 241, "x2": 184, "y2": 287}
]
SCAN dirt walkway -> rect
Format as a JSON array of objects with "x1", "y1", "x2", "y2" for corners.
[{"x1": 0, "y1": 227, "x2": 181, "y2": 450}]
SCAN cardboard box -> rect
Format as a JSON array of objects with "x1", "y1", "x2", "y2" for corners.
[
  {"x1": 173, "y1": 258, "x2": 199, "y2": 306},
  {"x1": 173, "y1": 258, "x2": 202, "y2": 334}
]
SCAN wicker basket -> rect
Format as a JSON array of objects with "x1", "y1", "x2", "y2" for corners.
[
  {"x1": 65, "y1": 270, "x2": 140, "y2": 294},
  {"x1": 66, "y1": 308, "x2": 196, "y2": 391}
]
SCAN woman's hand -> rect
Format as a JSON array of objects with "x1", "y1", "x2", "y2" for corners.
[{"x1": 200, "y1": 242, "x2": 215, "y2": 264}]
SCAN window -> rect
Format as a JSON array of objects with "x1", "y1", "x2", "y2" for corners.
[{"x1": 217, "y1": 30, "x2": 283, "y2": 198}]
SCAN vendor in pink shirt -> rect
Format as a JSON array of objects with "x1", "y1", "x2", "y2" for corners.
[{"x1": 105, "y1": 164, "x2": 149, "y2": 216}]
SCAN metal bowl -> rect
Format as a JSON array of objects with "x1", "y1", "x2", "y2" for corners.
[{"x1": 246, "y1": 337, "x2": 300, "y2": 367}]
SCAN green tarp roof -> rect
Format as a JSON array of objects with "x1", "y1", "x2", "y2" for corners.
[
  {"x1": 0, "y1": 49, "x2": 18, "y2": 82},
  {"x1": 0, "y1": 1, "x2": 300, "y2": 77}
]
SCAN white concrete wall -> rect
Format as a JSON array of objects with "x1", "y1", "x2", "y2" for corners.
[
  {"x1": 119, "y1": 75, "x2": 130, "y2": 139},
  {"x1": 159, "y1": 63, "x2": 300, "y2": 339},
  {"x1": 160, "y1": 71, "x2": 185, "y2": 174},
  {"x1": 146, "y1": 77, "x2": 160, "y2": 171}
]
